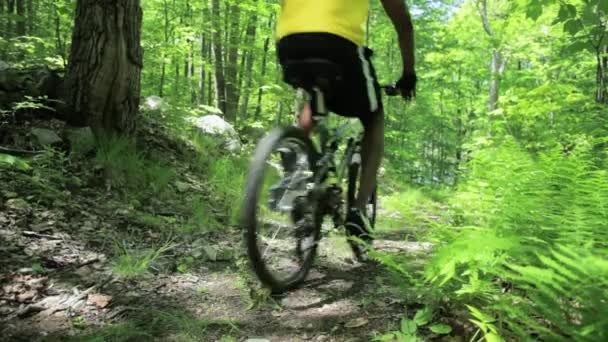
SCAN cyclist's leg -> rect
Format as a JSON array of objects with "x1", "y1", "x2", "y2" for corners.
[{"x1": 356, "y1": 110, "x2": 384, "y2": 211}]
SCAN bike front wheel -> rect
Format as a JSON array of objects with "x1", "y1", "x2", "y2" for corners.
[{"x1": 241, "y1": 127, "x2": 321, "y2": 294}]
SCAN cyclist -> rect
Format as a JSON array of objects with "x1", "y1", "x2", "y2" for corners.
[{"x1": 275, "y1": 0, "x2": 417, "y2": 252}]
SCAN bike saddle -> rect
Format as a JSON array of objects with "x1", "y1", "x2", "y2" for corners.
[{"x1": 282, "y1": 59, "x2": 344, "y2": 97}]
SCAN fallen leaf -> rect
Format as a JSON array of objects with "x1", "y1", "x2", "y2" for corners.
[
  {"x1": 87, "y1": 294, "x2": 112, "y2": 308},
  {"x1": 344, "y1": 317, "x2": 369, "y2": 328}
]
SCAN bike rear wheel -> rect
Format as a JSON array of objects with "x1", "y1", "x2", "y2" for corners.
[{"x1": 241, "y1": 127, "x2": 321, "y2": 294}]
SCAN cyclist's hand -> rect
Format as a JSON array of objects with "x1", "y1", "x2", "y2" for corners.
[{"x1": 396, "y1": 72, "x2": 417, "y2": 101}]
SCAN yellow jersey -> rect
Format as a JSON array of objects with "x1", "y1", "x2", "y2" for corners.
[{"x1": 276, "y1": 0, "x2": 369, "y2": 46}]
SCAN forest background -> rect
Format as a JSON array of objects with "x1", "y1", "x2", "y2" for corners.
[{"x1": 0, "y1": 0, "x2": 608, "y2": 341}]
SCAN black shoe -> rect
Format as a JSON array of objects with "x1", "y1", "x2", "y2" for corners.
[{"x1": 345, "y1": 208, "x2": 374, "y2": 261}]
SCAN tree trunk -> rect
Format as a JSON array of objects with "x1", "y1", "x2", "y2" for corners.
[
  {"x1": 255, "y1": 15, "x2": 274, "y2": 120},
  {"x1": 159, "y1": 0, "x2": 169, "y2": 97},
  {"x1": 211, "y1": 0, "x2": 227, "y2": 115},
  {"x1": 198, "y1": 32, "x2": 206, "y2": 104},
  {"x1": 16, "y1": 0, "x2": 24, "y2": 36},
  {"x1": 224, "y1": 3, "x2": 241, "y2": 122},
  {"x1": 597, "y1": 44, "x2": 608, "y2": 104},
  {"x1": 238, "y1": 7, "x2": 257, "y2": 121},
  {"x1": 489, "y1": 49, "x2": 504, "y2": 112},
  {"x1": 0, "y1": 1, "x2": 4, "y2": 40},
  {"x1": 207, "y1": 40, "x2": 213, "y2": 106},
  {"x1": 6, "y1": 0, "x2": 14, "y2": 38},
  {"x1": 64, "y1": 0, "x2": 143, "y2": 136},
  {"x1": 54, "y1": 3, "x2": 66, "y2": 67},
  {"x1": 26, "y1": 0, "x2": 32, "y2": 34},
  {"x1": 478, "y1": 0, "x2": 508, "y2": 114}
]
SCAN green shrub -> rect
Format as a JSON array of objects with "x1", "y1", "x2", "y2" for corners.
[
  {"x1": 111, "y1": 237, "x2": 174, "y2": 278},
  {"x1": 424, "y1": 138, "x2": 608, "y2": 341}
]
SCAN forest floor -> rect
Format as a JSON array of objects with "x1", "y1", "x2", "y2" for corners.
[{"x1": 0, "y1": 118, "x2": 449, "y2": 341}]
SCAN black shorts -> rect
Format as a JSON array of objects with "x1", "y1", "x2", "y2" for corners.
[{"x1": 277, "y1": 33, "x2": 383, "y2": 125}]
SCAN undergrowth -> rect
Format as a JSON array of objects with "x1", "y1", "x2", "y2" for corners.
[
  {"x1": 95, "y1": 134, "x2": 175, "y2": 197},
  {"x1": 423, "y1": 138, "x2": 608, "y2": 341},
  {"x1": 65, "y1": 308, "x2": 237, "y2": 341}
]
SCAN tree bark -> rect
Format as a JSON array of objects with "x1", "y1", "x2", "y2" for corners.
[
  {"x1": 255, "y1": 15, "x2": 274, "y2": 120},
  {"x1": 54, "y1": 3, "x2": 66, "y2": 67},
  {"x1": 211, "y1": 0, "x2": 227, "y2": 115},
  {"x1": 198, "y1": 32, "x2": 206, "y2": 104},
  {"x1": 224, "y1": 3, "x2": 241, "y2": 122},
  {"x1": 6, "y1": 0, "x2": 14, "y2": 38},
  {"x1": 159, "y1": 0, "x2": 169, "y2": 97},
  {"x1": 26, "y1": 0, "x2": 32, "y2": 35},
  {"x1": 0, "y1": 1, "x2": 4, "y2": 39},
  {"x1": 597, "y1": 44, "x2": 608, "y2": 104},
  {"x1": 16, "y1": 0, "x2": 24, "y2": 36},
  {"x1": 64, "y1": 0, "x2": 143, "y2": 136},
  {"x1": 239, "y1": 13, "x2": 257, "y2": 120},
  {"x1": 478, "y1": 0, "x2": 507, "y2": 113}
]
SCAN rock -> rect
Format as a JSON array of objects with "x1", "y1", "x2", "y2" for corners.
[
  {"x1": 344, "y1": 317, "x2": 369, "y2": 328},
  {"x1": 31, "y1": 128, "x2": 62, "y2": 146},
  {"x1": 191, "y1": 115, "x2": 241, "y2": 152},
  {"x1": 143, "y1": 96, "x2": 169, "y2": 112},
  {"x1": 17, "y1": 290, "x2": 37, "y2": 302},
  {"x1": 6, "y1": 198, "x2": 30, "y2": 213},
  {"x1": 0, "y1": 65, "x2": 64, "y2": 111},
  {"x1": 87, "y1": 294, "x2": 112, "y2": 308},
  {"x1": 65, "y1": 126, "x2": 95, "y2": 155},
  {"x1": 175, "y1": 181, "x2": 189, "y2": 192}
]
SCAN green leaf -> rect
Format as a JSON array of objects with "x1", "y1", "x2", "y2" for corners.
[
  {"x1": 566, "y1": 4, "x2": 577, "y2": 17},
  {"x1": 601, "y1": 0, "x2": 608, "y2": 13},
  {"x1": 556, "y1": 5, "x2": 569, "y2": 23},
  {"x1": 526, "y1": 2, "x2": 543, "y2": 20},
  {"x1": 485, "y1": 332, "x2": 505, "y2": 342},
  {"x1": 413, "y1": 307, "x2": 433, "y2": 326},
  {"x1": 395, "y1": 332, "x2": 417, "y2": 342},
  {"x1": 466, "y1": 305, "x2": 495, "y2": 324},
  {"x1": 430, "y1": 324, "x2": 452, "y2": 334},
  {"x1": 373, "y1": 333, "x2": 396, "y2": 341},
  {"x1": 563, "y1": 20, "x2": 581, "y2": 35},
  {"x1": 400, "y1": 319, "x2": 417, "y2": 335},
  {"x1": 0, "y1": 153, "x2": 30, "y2": 170},
  {"x1": 566, "y1": 41, "x2": 593, "y2": 54}
]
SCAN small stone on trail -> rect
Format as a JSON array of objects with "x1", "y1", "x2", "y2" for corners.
[
  {"x1": 344, "y1": 317, "x2": 369, "y2": 328},
  {"x1": 6, "y1": 198, "x2": 30, "y2": 213},
  {"x1": 175, "y1": 181, "x2": 189, "y2": 192},
  {"x1": 87, "y1": 294, "x2": 112, "y2": 308},
  {"x1": 17, "y1": 289, "x2": 37, "y2": 302}
]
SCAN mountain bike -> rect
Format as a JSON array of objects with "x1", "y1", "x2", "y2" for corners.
[{"x1": 241, "y1": 58, "x2": 399, "y2": 294}]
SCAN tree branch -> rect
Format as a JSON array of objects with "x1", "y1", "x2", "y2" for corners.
[{"x1": 478, "y1": 0, "x2": 495, "y2": 36}]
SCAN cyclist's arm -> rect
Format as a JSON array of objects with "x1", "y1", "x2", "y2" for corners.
[{"x1": 380, "y1": 0, "x2": 415, "y2": 74}]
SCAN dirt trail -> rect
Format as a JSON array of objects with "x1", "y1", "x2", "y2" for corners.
[{"x1": 1, "y1": 216, "x2": 430, "y2": 341}]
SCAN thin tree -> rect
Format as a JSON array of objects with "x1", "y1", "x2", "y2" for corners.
[{"x1": 211, "y1": 0, "x2": 227, "y2": 115}]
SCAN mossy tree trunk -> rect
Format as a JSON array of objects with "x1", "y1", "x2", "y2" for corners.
[{"x1": 64, "y1": 0, "x2": 143, "y2": 136}]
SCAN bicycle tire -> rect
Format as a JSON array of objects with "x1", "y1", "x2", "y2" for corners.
[
  {"x1": 345, "y1": 145, "x2": 377, "y2": 259},
  {"x1": 241, "y1": 127, "x2": 321, "y2": 294}
]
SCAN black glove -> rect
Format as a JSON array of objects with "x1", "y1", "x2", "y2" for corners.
[{"x1": 396, "y1": 73, "x2": 417, "y2": 101}]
